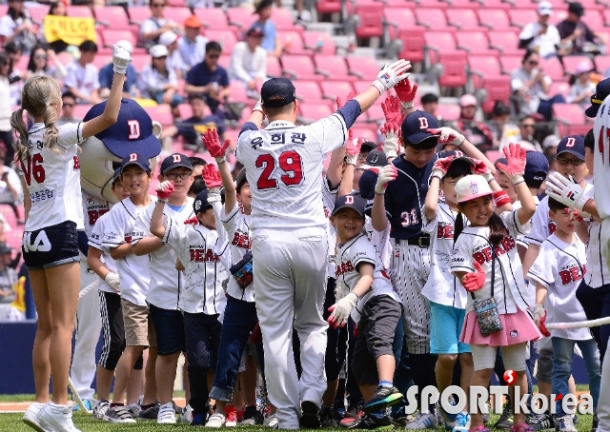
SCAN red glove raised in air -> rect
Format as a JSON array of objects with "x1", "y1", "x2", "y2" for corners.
[{"x1": 202, "y1": 164, "x2": 222, "y2": 190}]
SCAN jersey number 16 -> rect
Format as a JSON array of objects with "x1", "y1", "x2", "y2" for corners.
[
  {"x1": 20, "y1": 154, "x2": 46, "y2": 186},
  {"x1": 255, "y1": 151, "x2": 304, "y2": 190}
]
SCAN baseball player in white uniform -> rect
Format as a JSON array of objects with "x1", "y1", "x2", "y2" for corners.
[{"x1": 235, "y1": 59, "x2": 411, "y2": 429}]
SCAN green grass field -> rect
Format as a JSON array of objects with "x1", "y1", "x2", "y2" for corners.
[{"x1": 0, "y1": 412, "x2": 596, "y2": 432}]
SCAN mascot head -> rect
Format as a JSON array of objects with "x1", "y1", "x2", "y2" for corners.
[{"x1": 80, "y1": 99, "x2": 162, "y2": 203}]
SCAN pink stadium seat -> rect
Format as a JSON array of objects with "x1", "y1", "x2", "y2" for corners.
[
  {"x1": 302, "y1": 31, "x2": 336, "y2": 55},
  {"x1": 168, "y1": 0, "x2": 186, "y2": 7},
  {"x1": 293, "y1": 80, "x2": 324, "y2": 101},
  {"x1": 549, "y1": 81, "x2": 571, "y2": 99},
  {"x1": 441, "y1": 0, "x2": 478, "y2": 6},
  {"x1": 67, "y1": 5, "x2": 94, "y2": 18},
  {"x1": 438, "y1": 52, "x2": 468, "y2": 89},
  {"x1": 488, "y1": 30, "x2": 524, "y2": 56},
  {"x1": 552, "y1": 103, "x2": 592, "y2": 136},
  {"x1": 383, "y1": 7, "x2": 417, "y2": 39},
  {"x1": 178, "y1": 103, "x2": 192, "y2": 119},
  {"x1": 100, "y1": 29, "x2": 146, "y2": 55},
  {"x1": 436, "y1": 104, "x2": 461, "y2": 122},
  {"x1": 147, "y1": 105, "x2": 174, "y2": 128},
  {"x1": 273, "y1": 7, "x2": 298, "y2": 32},
  {"x1": 193, "y1": 8, "x2": 229, "y2": 29},
  {"x1": 29, "y1": 6, "x2": 48, "y2": 25},
  {"x1": 130, "y1": 54, "x2": 150, "y2": 72},
  {"x1": 350, "y1": 126, "x2": 378, "y2": 143},
  {"x1": 277, "y1": 31, "x2": 308, "y2": 55},
  {"x1": 474, "y1": 0, "x2": 511, "y2": 8},
  {"x1": 539, "y1": 56, "x2": 564, "y2": 81},
  {"x1": 345, "y1": 57, "x2": 382, "y2": 81},
  {"x1": 365, "y1": 102, "x2": 385, "y2": 123},
  {"x1": 562, "y1": 56, "x2": 595, "y2": 76},
  {"x1": 353, "y1": 3, "x2": 384, "y2": 39},
  {"x1": 267, "y1": 56, "x2": 283, "y2": 78},
  {"x1": 73, "y1": 104, "x2": 94, "y2": 120},
  {"x1": 499, "y1": 55, "x2": 523, "y2": 74},
  {"x1": 92, "y1": 54, "x2": 112, "y2": 70},
  {"x1": 508, "y1": 9, "x2": 538, "y2": 29},
  {"x1": 282, "y1": 55, "x2": 325, "y2": 82},
  {"x1": 314, "y1": 55, "x2": 357, "y2": 82},
  {"x1": 353, "y1": 80, "x2": 374, "y2": 94},
  {"x1": 127, "y1": 6, "x2": 151, "y2": 25},
  {"x1": 468, "y1": 55, "x2": 502, "y2": 88},
  {"x1": 581, "y1": 10, "x2": 605, "y2": 32},
  {"x1": 320, "y1": 81, "x2": 355, "y2": 102},
  {"x1": 479, "y1": 75, "x2": 511, "y2": 113},
  {"x1": 594, "y1": 55, "x2": 610, "y2": 74},
  {"x1": 415, "y1": 8, "x2": 454, "y2": 32},
  {"x1": 164, "y1": 8, "x2": 193, "y2": 26},
  {"x1": 226, "y1": 8, "x2": 257, "y2": 31},
  {"x1": 477, "y1": 9, "x2": 512, "y2": 31},
  {"x1": 424, "y1": 31, "x2": 457, "y2": 63},
  {"x1": 456, "y1": 31, "x2": 494, "y2": 55},
  {"x1": 94, "y1": 6, "x2": 130, "y2": 29},
  {"x1": 228, "y1": 81, "x2": 251, "y2": 104},
  {"x1": 396, "y1": 27, "x2": 426, "y2": 64},
  {"x1": 0, "y1": 5, "x2": 8, "y2": 17},
  {"x1": 204, "y1": 29, "x2": 238, "y2": 53},
  {"x1": 316, "y1": 0, "x2": 342, "y2": 14},
  {"x1": 299, "y1": 102, "x2": 333, "y2": 123},
  {"x1": 448, "y1": 9, "x2": 482, "y2": 31}
]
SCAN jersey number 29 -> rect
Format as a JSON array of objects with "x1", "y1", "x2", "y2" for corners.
[
  {"x1": 255, "y1": 151, "x2": 304, "y2": 190},
  {"x1": 20, "y1": 154, "x2": 46, "y2": 186}
]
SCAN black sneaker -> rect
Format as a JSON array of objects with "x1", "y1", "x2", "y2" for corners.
[
  {"x1": 300, "y1": 401, "x2": 321, "y2": 429},
  {"x1": 320, "y1": 406, "x2": 335, "y2": 427},
  {"x1": 363, "y1": 386, "x2": 403, "y2": 413},
  {"x1": 529, "y1": 412, "x2": 555, "y2": 431},
  {"x1": 241, "y1": 405, "x2": 264, "y2": 425},
  {"x1": 139, "y1": 402, "x2": 160, "y2": 420},
  {"x1": 172, "y1": 401, "x2": 182, "y2": 414},
  {"x1": 592, "y1": 414, "x2": 599, "y2": 432},
  {"x1": 103, "y1": 405, "x2": 137, "y2": 424},
  {"x1": 348, "y1": 413, "x2": 393, "y2": 430}
]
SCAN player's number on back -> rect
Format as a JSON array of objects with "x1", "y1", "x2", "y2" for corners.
[
  {"x1": 255, "y1": 151, "x2": 304, "y2": 190},
  {"x1": 599, "y1": 124, "x2": 610, "y2": 165},
  {"x1": 20, "y1": 154, "x2": 46, "y2": 186}
]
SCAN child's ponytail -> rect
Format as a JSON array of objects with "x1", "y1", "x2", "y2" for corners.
[
  {"x1": 11, "y1": 108, "x2": 29, "y2": 161},
  {"x1": 454, "y1": 212, "x2": 465, "y2": 246},
  {"x1": 489, "y1": 213, "x2": 508, "y2": 246}
]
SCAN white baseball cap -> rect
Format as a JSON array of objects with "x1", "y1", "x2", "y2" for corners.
[
  {"x1": 538, "y1": 1, "x2": 553, "y2": 16},
  {"x1": 159, "y1": 31, "x2": 179, "y2": 47},
  {"x1": 115, "y1": 39, "x2": 133, "y2": 54},
  {"x1": 149, "y1": 44, "x2": 169, "y2": 58},
  {"x1": 455, "y1": 175, "x2": 493, "y2": 204}
]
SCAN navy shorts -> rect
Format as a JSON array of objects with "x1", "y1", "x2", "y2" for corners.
[
  {"x1": 22, "y1": 221, "x2": 80, "y2": 270},
  {"x1": 148, "y1": 302, "x2": 185, "y2": 355}
]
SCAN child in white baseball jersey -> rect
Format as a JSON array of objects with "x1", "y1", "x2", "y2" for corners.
[
  {"x1": 151, "y1": 183, "x2": 228, "y2": 426},
  {"x1": 328, "y1": 194, "x2": 402, "y2": 430},
  {"x1": 102, "y1": 154, "x2": 158, "y2": 424},
  {"x1": 134, "y1": 153, "x2": 195, "y2": 424},
  {"x1": 87, "y1": 172, "x2": 144, "y2": 420},
  {"x1": 15, "y1": 44, "x2": 131, "y2": 432},
  {"x1": 527, "y1": 197, "x2": 601, "y2": 432},
  {"x1": 451, "y1": 145, "x2": 540, "y2": 432},
  {"x1": 200, "y1": 130, "x2": 261, "y2": 428}
]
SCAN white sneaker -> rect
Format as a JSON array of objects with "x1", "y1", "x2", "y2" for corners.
[
  {"x1": 182, "y1": 404, "x2": 194, "y2": 424},
  {"x1": 264, "y1": 413, "x2": 279, "y2": 429},
  {"x1": 92, "y1": 400, "x2": 110, "y2": 420},
  {"x1": 405, "y1": 412, "x2": 439, "y2": 430},
  {"x1": 23, "y1": 402, "x2": 45, "y2": 432},
  {"x1": 157, "y1": 402, "x2": 177, "y2": 424},
  {"x1": 37, "y1": 402, "x2": 81, "y2": 432},
  {"x1": 206, "y1": 412, "x2": 226, "y2": 428}
]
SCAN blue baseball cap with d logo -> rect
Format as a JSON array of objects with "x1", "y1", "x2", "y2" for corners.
[
  {"x1": 401, "y1": 110, "x2": 441, "y2": 146},
  {"x1": 83, "y1": 99, "x2": 162, "y2": 159}
]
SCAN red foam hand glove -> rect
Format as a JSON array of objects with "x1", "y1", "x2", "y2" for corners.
[
  {"x1": 202, "y1": 164, "x2": 222, "y2": 189},
  {"x1": 345, "y1": 136, "x2": 361, "y2": 157},
  {"x1": 539, "y1": 312, "x2": 551, "y2": 337},
  {"x1": 463, "y1": 261, "x2": 486, "y2": 292},
  {"x1": 156, "y1": 180, "x2": 174, "y2": 201},
  {"x1": 381, "y1": 95, "x2": 404, "y2": 127},
  {"x1": 202, "y1": 129, "x2": 231, "y2": 160},
  {"x1": 432, "y1": 156, "x2": 455, "y2": 177},
  {"x1": 472, "y1": 159, "x2": 488, "y2": 175},
  {"x1": 394, "y1": 78, "x2": 418, "y2": 105},
  {"x1": 184, "y1": 216, "x2": 199, "y2": 225},
  {"x1": 336, "y1": 91, "x2": 356, "y2": 111},
  {"x1": 496, "y1": 143, "x2": 526, "y2": 178}
]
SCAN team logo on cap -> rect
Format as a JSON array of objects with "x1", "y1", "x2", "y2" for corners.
[
  {"x1": 470, "y1": 180, "x2": 479, "y2": 194},
  {"x1": 194, "y1": 200, "x2": 202, "y2": 211},
  {"x1": 418, "y1": 117, "x2": 429, "y2": 130},
  {"x1": 127, "y1": 120, "x2": 140, "y2": 140},
  {"x1": 369, "y1": 153, "x2": 380, "y2": 164}
]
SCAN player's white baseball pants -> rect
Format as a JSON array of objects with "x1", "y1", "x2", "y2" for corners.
[
  {"x1": 70, "y1": 258, "x2": 102, "y2": 401},
  {"x1": 253, "y1": 227, "x2": 329, "y2": 430},
  {"x1": 391, "y1": 241, "x2": 431, "y2": 354}
]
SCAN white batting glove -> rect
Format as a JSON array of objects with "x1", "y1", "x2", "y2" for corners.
[
  {"x1": 253, "y1": 99, "x2": 265, "y2": 117},
  {"x1": 334, "y1": 282, "x2": 348, "y2": 302},
  {"x1": 112, "y1": 44, "x2": 132, "y2": 75},
  {"x1": 545, "y1": 172, "x2": 590, "y2": 211},
  {"x1": 328, "y1": 292, "x2": 358, "y2": 329},
  {"x1": 375, "y1": 165, "x2": 398, "y2": 195},
  {"x1": 207, "y1": 191, "x2": 222, "y2": 203},
  {"x1": 533, "y1": 303, "x2": 545, "y2": 327},
  {"x1": 104, "y1": 272, "x2": 120, "y2": 292},
  {"x1": 371, "y1": 60, "x2": 412, "y2": 95},
  {"x1": 427, "y1": 127, "x2": 466, "y2": 147},
  {"x1": 381, "y1": 123, "x2": 400, "y2": 159}
]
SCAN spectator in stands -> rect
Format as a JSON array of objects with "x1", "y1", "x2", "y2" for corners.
[
  {"x1": 64, "y1": 40, "x2": 102, "y2": 104},
  {"x1": 0, "y1": 161, "x2": 22, "y2": 224},
  {"x1": 161, "y1": 93, "x2": 225, "y2": 150},
  {"x1": 99, "y1": 40, "x2": 139, "y2": 99},
  {"x1": 0, "y1": 0, "x2": 36, "y2": 54},
  {"x1": 455, "y1": 94, "x2": 494, "y2": 152},
  {"x1": 185, "y1": 41, "x2": 230, "y2": 115},
  {"x1": 487, "y1": 100, "x2": 519, "y2": 150},
  {"x1": 25, "y1": 44, "x2": 66, "y2": 80},
  {"x1": 5, "y1": 42, "x2": 23, "y2": 106},
  {"x1": 511, "y1": 49, "x2": 565, "y2": 121},
  {"x1": 514, "y1": 114, "x2": 542, "y2": 151},
  {"x1": 252, "y1": 0, "x2": 283, "y2": 58},
  {"x1": 0, "y1": 53, "x2": 14, "y2": 168},
  {"x1": 421, "y1": 93, "x2": 438, "y2": 116},
  {"x1": 57, "y1": 91, "x2": 80, "y2": 126},
  {"x1": 557, "y1": 2, "x2": 606, "y2": 55},
  {"x1": 229, "y1": 26, "x2": 267, "y2": 98},
  {"x1": 178, "y1": 15, "x2": 207, "y2": 71},
  {"x1": 139, "y1": 0, "x2": 182, "y2": 49},
  {"x1": 567, "y1": 62, "x2": 595, "y2": 109},
  {"x1": 37, "y1": 0, "x2": 69, "y2": 54},
  {"x1": 0, "y1": 244, "x2": 18, "y2": 304},
  {"x1": 159, "y1": 31, "x2": 184, "y2": 79},
  {"x1": 542, "y1": 134, "x2": 560, "y2": 168},
  {"x1": 139, "y1": 44, "x2": 183, "y2": 117},
  {"x1": 518, "y1": 1, "x2": 560, "y2": 59}
]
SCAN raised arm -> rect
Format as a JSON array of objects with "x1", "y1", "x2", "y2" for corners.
[
  {"x1": 202, "y1": 129, "x2": 235, "y2": 214},
  {"x1": 150, "y1": 181, "x2": 174, "y2": 239},
  {"x1": 496, "y1": 143, "x2": 535, "y2": 226}
]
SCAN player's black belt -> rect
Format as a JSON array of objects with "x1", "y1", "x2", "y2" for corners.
[{"x1": 403, "y1": 236, "x2": 431, "y2": 247}]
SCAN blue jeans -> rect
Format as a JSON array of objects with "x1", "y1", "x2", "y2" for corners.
[
  {"x1": 576, "y1": 282, "x2": 610, "y2": 361},
  {"x1": 209, "y1": 296, "x2": 258, "y2": 402},
  {"x1": 551, "y1": 337, "x2": 601, "y2": 415}
]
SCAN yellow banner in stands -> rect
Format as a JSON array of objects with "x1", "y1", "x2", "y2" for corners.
[{"x1": 43, "y1": 16, "x2": 97, "y2": 46}]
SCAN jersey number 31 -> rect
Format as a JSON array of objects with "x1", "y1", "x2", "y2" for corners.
[{"x1": 255, "y1": 151, "x2": 304, "y2": 190}]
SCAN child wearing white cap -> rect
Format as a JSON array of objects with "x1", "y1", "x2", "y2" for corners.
[{"x1": 139, "y1": 44, "x2": 184, "y2": 116}]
